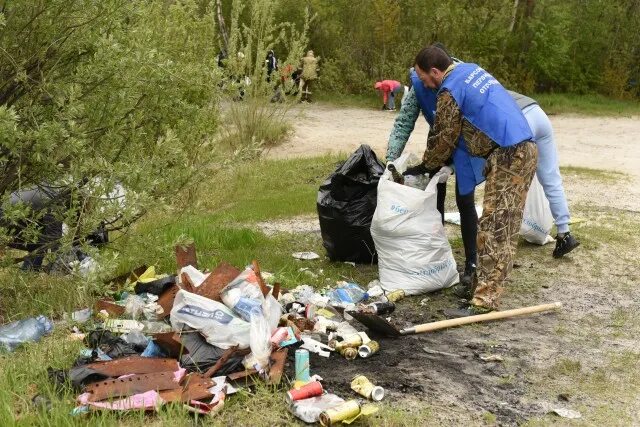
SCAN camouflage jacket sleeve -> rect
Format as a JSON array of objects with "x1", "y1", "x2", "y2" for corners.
[
  {"x1": 386, "y1": 87, "x2": 420, "y2": 162},
  {"x1": 423, "y1": 90, "x2": 462, "y2": 170}
]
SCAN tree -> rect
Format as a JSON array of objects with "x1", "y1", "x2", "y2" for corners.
[{"x1": 0, "y1": 0, "x2": 222, "y2": 262}]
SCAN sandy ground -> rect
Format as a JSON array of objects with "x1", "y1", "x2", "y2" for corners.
[
  {"x1": 259, "y1": 104, "x2": 640, "y2": 424},
  {"x1": 266, "y1": 104, "x2": 640, "y2": 211}
]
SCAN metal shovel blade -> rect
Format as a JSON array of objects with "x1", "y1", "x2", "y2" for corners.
[{"x1": 346, "y1": 311, "x2": 401, "y2": 337}]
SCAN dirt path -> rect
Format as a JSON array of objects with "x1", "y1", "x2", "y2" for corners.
[
  {"x1": 261, "y1": 103, "x2": 640, "y2": 425},
  {"x1": 267, "y1": 104, "x2": 640, "y2": 211}
]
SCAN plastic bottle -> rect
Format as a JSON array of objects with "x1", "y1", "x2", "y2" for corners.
[
  {"x1": 328, "y1": 282, "x2": 368, "y2": 305},
  {"x1": 0, "y1": 315, "x2": 53, "y2": 352}
]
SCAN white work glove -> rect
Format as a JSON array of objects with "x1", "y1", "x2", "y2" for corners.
[{"x1": 436, "y1": 166, "x2": 453, "y2": 183}]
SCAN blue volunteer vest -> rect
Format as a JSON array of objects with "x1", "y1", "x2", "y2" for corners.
[
  {"x1": 410, "y1": 70, "x2": 486, "y2": 196},
  {"x1": 439, "y1": 63, "x2": 533, "y2": 148}
]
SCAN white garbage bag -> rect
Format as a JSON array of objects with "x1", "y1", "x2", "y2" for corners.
[
  {"x1": 170, "y1": 290, "x2": 250, "y2": 349},
  {"x1": 520, "y1": 174, "x2": 554, "y2": 245},
  {"x1": 370, "y1": 153, "x2": 459, "y2": 295}
]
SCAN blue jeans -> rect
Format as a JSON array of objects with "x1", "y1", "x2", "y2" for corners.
[
  {"x1": 387, "y1": 86, "x2": 403, "y2": 110},
  {"x1": 522, "y1": 104, "x2": 571, "y2": 233}
]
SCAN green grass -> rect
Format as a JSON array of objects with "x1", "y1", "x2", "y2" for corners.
[
  {"x1": 317, "y1": 91, "x2": 640, "y2": 116},
  {"x1": 535, "y1": 93, "x2": 640, "y2": 116},
  {"x1": 559, "y1": 166, "x2": 629, "y2": 183},
  {"x1": 315, "y1": 92, "x2": 382, "y2": 109},
  {"x1": 2, "y1": 154, "x2": 640, "y2": 426}
]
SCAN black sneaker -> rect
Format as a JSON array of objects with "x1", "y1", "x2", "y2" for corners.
[
  {"x1": 453, "y1": 262, "x2": 476, "y2": 298},
  {"x1": 553, "y1": 232, "x2": 580, "y2": 258}
]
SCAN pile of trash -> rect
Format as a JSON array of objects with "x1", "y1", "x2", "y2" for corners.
[{"x1": 6, "y1": 243, "x2": 409, "y2": 424}]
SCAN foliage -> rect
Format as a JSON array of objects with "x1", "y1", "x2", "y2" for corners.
[
  {"x1": 263, "y1": 0, "x2": 640, "y2": 98},
  {"x1": 0, "y1": 0, "x2": 222, "y2": 257}
]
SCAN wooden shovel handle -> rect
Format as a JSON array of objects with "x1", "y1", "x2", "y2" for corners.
[{"x1": 401, "y1": 302, "x2": 562, "y2": 335}]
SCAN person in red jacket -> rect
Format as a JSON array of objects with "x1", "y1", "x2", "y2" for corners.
[{"x1": 375, "y1": 80, "x2": 403, "y2": 111}]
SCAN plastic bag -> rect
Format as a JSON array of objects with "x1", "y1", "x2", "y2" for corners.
[
  {"x1": 370, "y1": 153, "x2": 459, "y2": 295},
  {"x1": 0, "y1": 315, "x2": 53, "y2": 352},
  {"x1": 220, "y1": 267, "x2": 265, "y2": 322},
  {"x1": 170, "y1": 290, "x2": 250, "y2": 349},
  {"x1": 179, "y1": 332, "x2": 244, "y2": 374},
  {"x1": 124, "y1": 294, "x2": 146, "y2": 319},
  {"x1": 263, "y1": 293, "x2": 282, "y2": 332},
  {"x1": 520, "y1": 174, "x2": 554, "y2": 245},
  {"x1": 288, "y1": 393, "x2": 345, "y2": 423},
  {"x1": 244, "y1": 313, "x2": 272, "y2": 371},
  {"x1": 179, "y1": 265, "x2": 208, "y2": 288},
  {"x1": 317, "y1": 144, "x2": 385, "y2": 263},
  {"x1": 326, "y1": 282, "x2": 368, "y2": 305}
]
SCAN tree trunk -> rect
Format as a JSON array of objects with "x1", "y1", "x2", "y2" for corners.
[
  {"x1": 215, "y1": 0, "x2": 229, "y2": 55},
  {"x1": 509, "y1": 0, "x2": 519, "y2": 33}
]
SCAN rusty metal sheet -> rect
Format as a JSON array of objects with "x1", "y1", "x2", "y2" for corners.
[
  {"x1": 268, "y1": 348, "x2": 288, "y2": 385},
  {"x1": 94, "y1": 299, "x2": 125, "y2": 317},
  {"x1": 203, "y1": 346, "x2": 250, "y2": 378},
  {"x1": 272, "y1": 282, "x2": 281, "y2": 300},
  {"x1": 180, "y1": 373, "x2": 215, "y2": 402},
  {"x1": 158, "y1": 388, "x2": 184, "y2": 403},
  {"x1": 85, "y1": 371, "x2": 180, "y2": 402},
  {"x1": 84, "y1": 357, "x2": 179, "y2": 377},
  {"x1": 191, "y1": 262, "x2": 240, "y2": 302},
  {"x1": 251, "y1": 260, "x2": 270, "y2": 297},
  {"x1": 158, "y1": 284, "x2": 180, "y2": 318},
  {"x1": 228, "y1": 368, "x2": 258, "y2": 385},
  {"x1": 180, "y1": 271, "x2": 196, "y2": 293},
  {"x1": 175, "y1": 243, "x2": 197, "y2": 269},
  {"x1": 152, "y1": 332, "x2": 187, "y2": 358}
]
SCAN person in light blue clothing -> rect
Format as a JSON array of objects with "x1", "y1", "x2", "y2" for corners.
[{"x1": 508, "y1": 90, "x2": 578, "y2": 256}]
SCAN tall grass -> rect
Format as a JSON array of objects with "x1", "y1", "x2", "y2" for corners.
[{"x1": 219, "y1": 100, "x2": 293, "y2": 152}]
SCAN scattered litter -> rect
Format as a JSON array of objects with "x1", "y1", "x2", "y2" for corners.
[
  {"x1": 103, "y1": 319, "x2": 144, "y2": 334},
  {"x1": 286, "y1": 381, "x2": 323, "y2": 403},
  {"x1": 65, "y1": 308, "x2": 92, "y2": 324},
  {"x1": 36, "y1": 240, "x2": 552, "y2": 422},
  {"x1": 358, "y1": 341, "x2": 379, "y2": 358},
  {"x1": 550, "y1": 408, "x2": 582, "y2": 419},
  {"x1": 351, "y1": 375, "x2": 384, "y2": 401},
  {"x1": 444, "y1": 206, "x2": 483, "y2": 226},
  {"x1": 479, "y1": 354, "x2": 504, "y2": 362},
  {"x1": 292, "y1": 252, "x2": 321, "y2": 260},
  {"x1": 295, "y1": 348, "x2": 311, "y2": 382},
  {"x1": 327, "y1": 282, "x2": 368, "y2": 306},
  {"x1": 385, "y1": 289, "x2": 405, "y2": 303},
  {"x1": 0, "y1": 315, "x2": 53, "y2": 352},
  {"x1": 289, "y1": 393, "x2": 345, "y2": 424},
  {"x1": 419, "y1": 298, "x2": 430, "y2": 306},
  {"x1": 343, "y1": 261, "x2": 356, "y2": 267}
]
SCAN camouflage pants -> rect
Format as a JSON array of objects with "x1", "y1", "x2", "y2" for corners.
[{"x1": 470, "y1": 141, "x2": 538, "y2": 310}]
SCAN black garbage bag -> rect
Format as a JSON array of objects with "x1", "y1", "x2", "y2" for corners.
[
  {"x1": 86, "y1": 329, "x2": 142, "y2": 359},
  {"x1": 317, "y1": 145, "x2": 385, "y2": 263},
  {"x1": 179, "y1": 332, "x2": 244, "y2": 375}
]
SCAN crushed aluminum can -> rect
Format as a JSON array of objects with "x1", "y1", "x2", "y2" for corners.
[
  {"x1": 362, "y1": 302, "x2": 395, "y2": 315},
  {"x1": 319, "y1": 400, "x2": 361, "y2": 426},
  {"x1": 358, "y1": 340, "x2": 380, "y2": 358},
  {"x1": 332, "y1": 333, "x2": 363, "y2": 351},
  {"x1": 340, "y1": 347, "x2": 358, "y2": 360},
  {"x1": 351, "y1": 375, "x2": 384, "y2": 401},
  {"x1": 385, "y1": 289, "x2": 406, "y2": 303}
]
